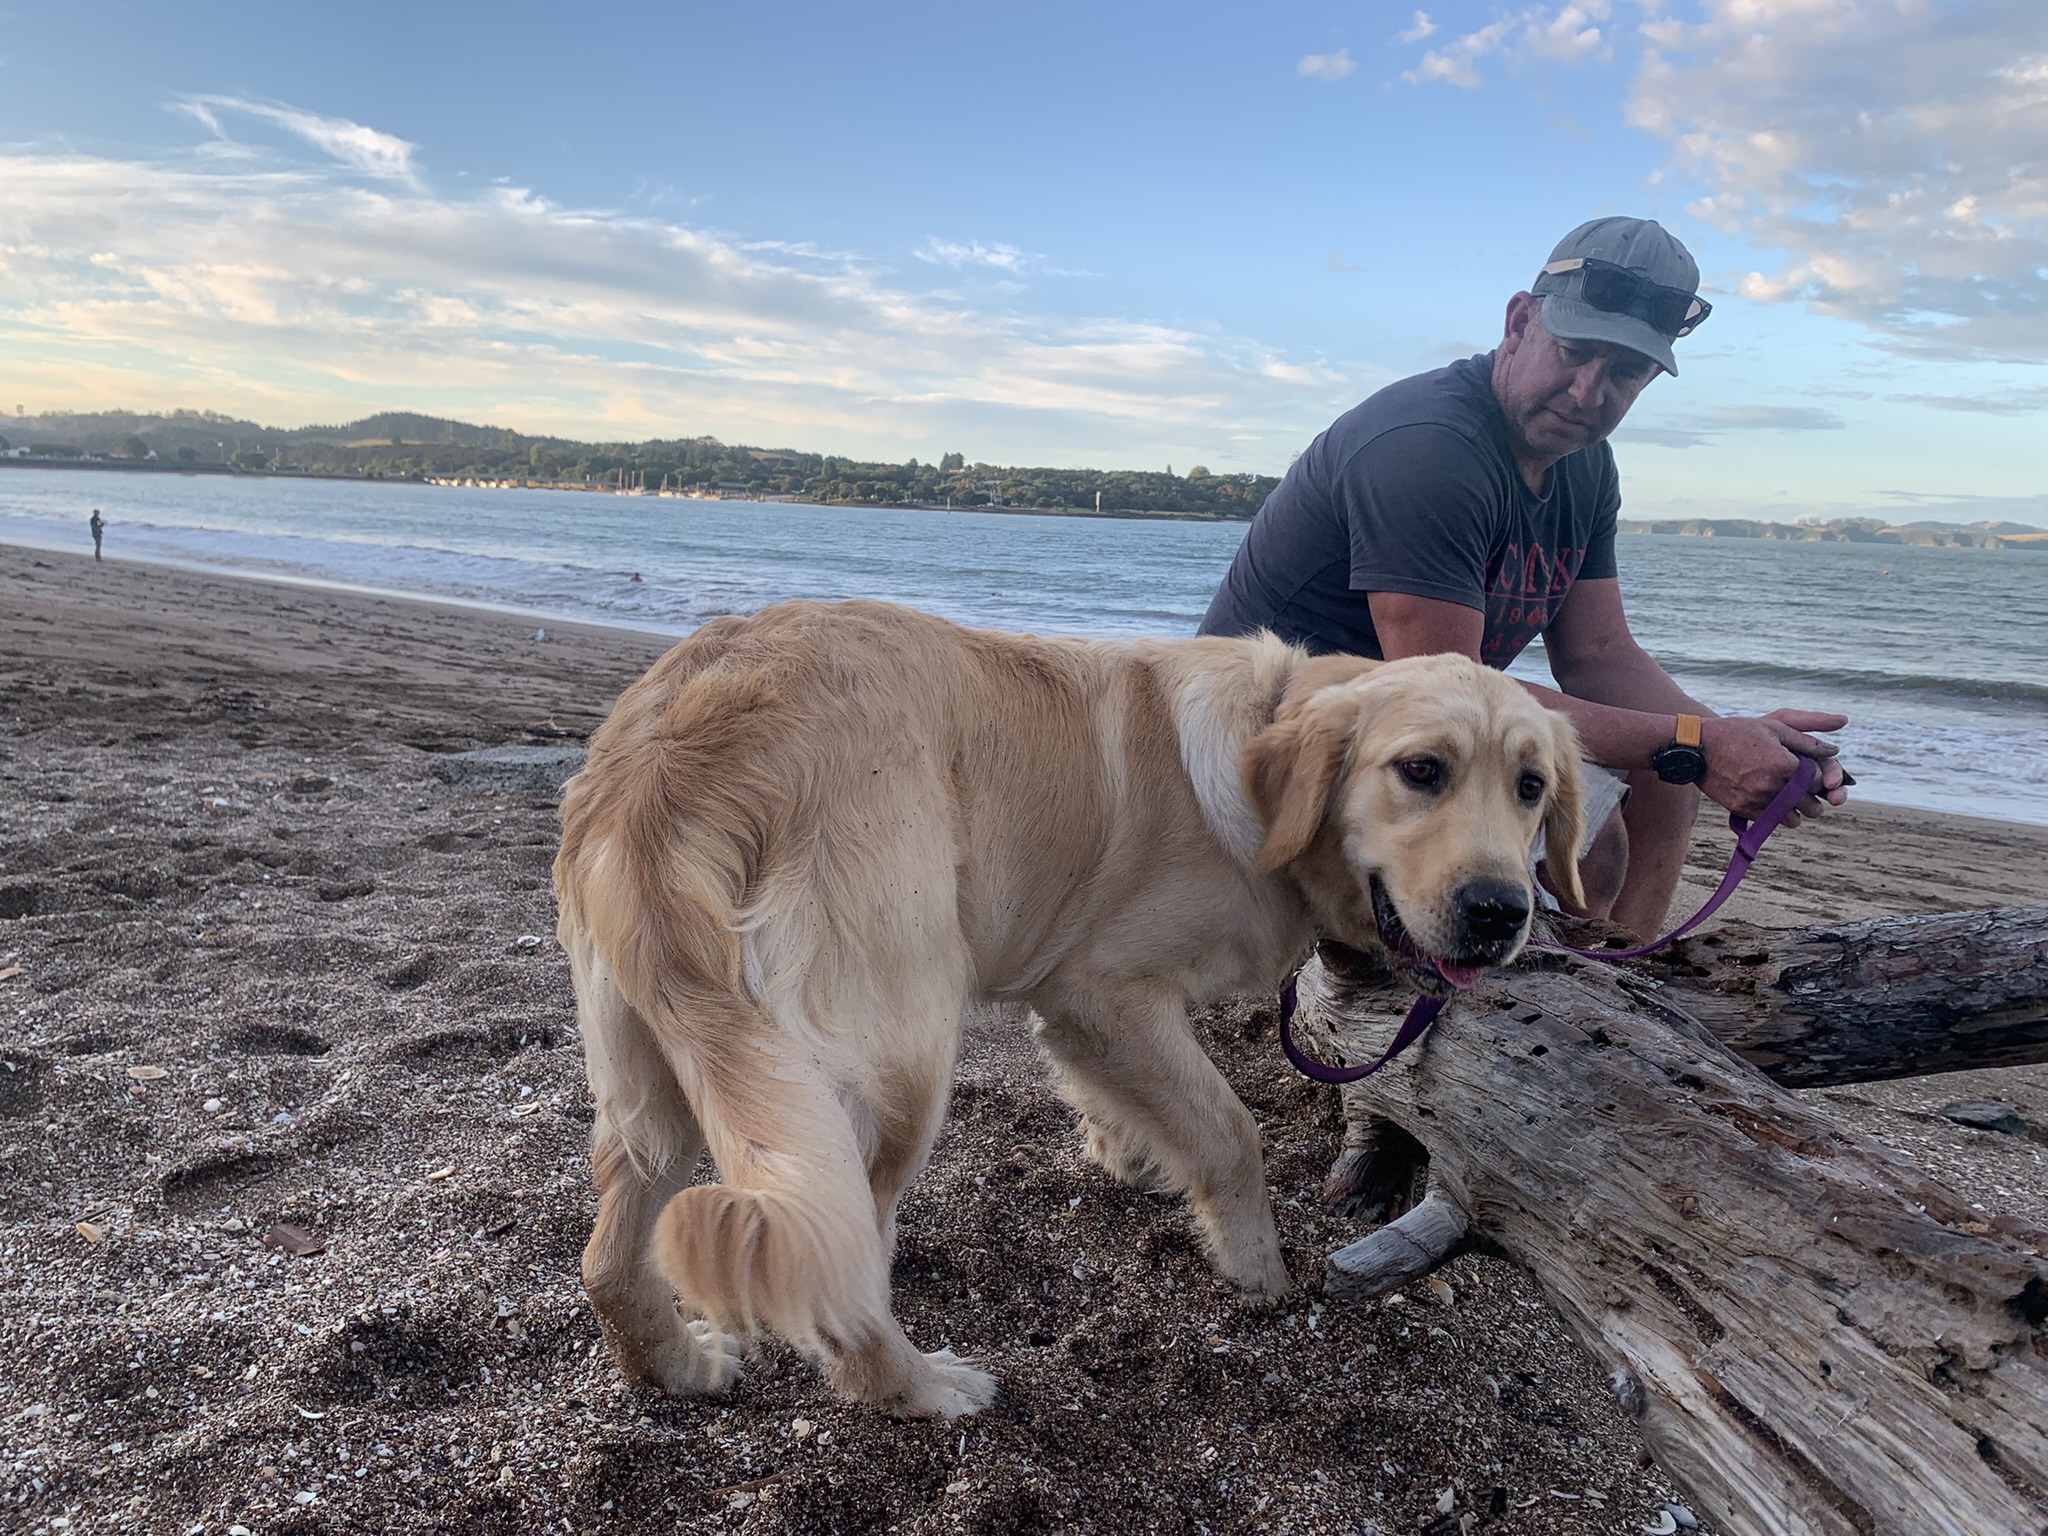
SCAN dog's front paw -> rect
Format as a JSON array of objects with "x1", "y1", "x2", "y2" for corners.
[
  {"x1": 1234, "y1": 1271, "x2": 1293, "y2": 1310},
  {"x1": 1231, "y1": 1261, "x2": 1294, "y2": 1310},
  {"x1": 640, "y1": 1318, "x2": 744, "y2": 1398},
  {"x1": 893, "y1": 1349, "x2": 999, "y2": 1421},
  {"x1": 1207, "y1": 1230, "x2": 1293, "y2": 1308}
]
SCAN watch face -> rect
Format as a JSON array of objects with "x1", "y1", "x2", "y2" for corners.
[{"x1": 1652, "y1": 743, "x2": 1708, "y2": 786}]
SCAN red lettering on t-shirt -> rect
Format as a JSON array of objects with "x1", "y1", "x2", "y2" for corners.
[{"x1": 1481, "y1": 543, "x2": 1586, "y2": 667}]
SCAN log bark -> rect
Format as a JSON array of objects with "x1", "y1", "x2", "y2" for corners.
[
  {"x1": 1638, "y1": 905, "x2": 2048, "y2": 1087},
  {"x1": 1325, "y1": 1194, "x2": 1468, "y2": 1300},
  {"x1": 1293, "y1": 931, "x2": 2048, "y2": 1536}
]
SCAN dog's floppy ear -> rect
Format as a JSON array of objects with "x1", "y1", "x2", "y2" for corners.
[
  {"x1": 1540, "y1": 713, "x2": 1587, "y2": 913},
  {"x1": 1282, "y1": 653, "x2": 1379, "y2": 710},
  {"x1": 1244, "y1": 709, "x2": 1350, "y2": 872}
]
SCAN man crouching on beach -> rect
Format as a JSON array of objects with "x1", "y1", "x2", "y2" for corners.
[{"x1": 1199, "y1": 217, "x2": 1852, "y2": 939}]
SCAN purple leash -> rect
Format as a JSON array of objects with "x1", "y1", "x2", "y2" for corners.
[
  {"x1": 1280, "y1": 972, "x2": 1450, "y2": 1086},
  {"x1": 1280, "y1": 757, "x2": 1822, "y2": 1086}
]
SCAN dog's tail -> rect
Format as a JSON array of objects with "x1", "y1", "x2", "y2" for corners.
[
  {"x1": 649, "y1": 1139, "x2": 888, "y2": 1351},
  {"x1": 555, "y1": 674, "x2": 895, "y2": 1356},
  {"x1": 554, "y1": 667, "x2": 776, "y2": 1034}
]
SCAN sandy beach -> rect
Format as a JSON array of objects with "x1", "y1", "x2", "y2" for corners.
[{"x1": 4, "y1": 546, "x2": 2046, "y2": 1536}]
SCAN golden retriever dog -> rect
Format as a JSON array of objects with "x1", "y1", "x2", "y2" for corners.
[{"x1": 553, "y1": 599, "x2": 1581, "y2": 1419}]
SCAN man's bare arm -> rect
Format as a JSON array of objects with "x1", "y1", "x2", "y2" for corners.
[
  {"x1": 1366, "y1": 589, "x2": 1686, "y2": 764},
  {"x1": 1364, "y1": 586, "x2": 1849, "y2": 817},
  {"x1": 1537, "y1": 577, "x2": 1705, "y2": 716}
]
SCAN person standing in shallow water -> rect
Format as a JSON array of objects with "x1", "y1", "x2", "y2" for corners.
[{"x1": 89, "y1": 509, "x2": 105, "y2": 562}]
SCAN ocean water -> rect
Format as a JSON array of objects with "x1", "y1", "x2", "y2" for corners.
[{"x1": 3, "y1": 466, "x2": 2043, "y2": 826}]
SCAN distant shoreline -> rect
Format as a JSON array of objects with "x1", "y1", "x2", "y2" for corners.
[
  {"x1": 1617, "y1": 516, "x2": 2046, "y2": 551},
  {"x1": 7, "y1": 459, "x2": 2044, "y2": 545},
  {"x1": 0, "y1": 406, "x2": 1283, "y2": 521},
  {"x1": 0, "y1": 456, "x2": 1252, "y2": 523}
]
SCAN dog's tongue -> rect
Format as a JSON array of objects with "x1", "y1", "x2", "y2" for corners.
[{"x1": 1433, "y1": 961, "x2": 1488, "y2": 992}]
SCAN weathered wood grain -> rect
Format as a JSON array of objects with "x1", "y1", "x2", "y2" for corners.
[
  {"x1": 1324, "y1": 1194, "x2": 1468, "y2": 1300},
  {"x1": 1641, "y1": 905, "x2": 2048, "y2": 1087},
  {"x1": 1296, "y1": 943, "x2": 2048, "y2": 1536}
]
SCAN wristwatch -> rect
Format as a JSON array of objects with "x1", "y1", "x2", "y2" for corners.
[{"x1": 1651, "y1": 714, "x2": 1709, "y2": 786}]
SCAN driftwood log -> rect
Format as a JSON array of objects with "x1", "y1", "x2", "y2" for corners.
[
  {"x1": 1293, "y1": 905, "x2": 2048, "y2": 1536},
  {"x1": 1639, "y1": 906, "x2": 2048, "y2": 1087}
]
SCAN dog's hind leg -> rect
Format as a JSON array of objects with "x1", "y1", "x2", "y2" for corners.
[
  {"x1": 572, "y1": 946, "x2": 743, "y2": 1397},
  {"x1": 860, "y1": 969, "x2": 973, "y2": 1258},
  {"x1": 651, "y1": 1032, "x2": 996, "y2": 1421},
  {"x1": 1033, "y1": 981, "x2": 1292, "y2": 1304}
]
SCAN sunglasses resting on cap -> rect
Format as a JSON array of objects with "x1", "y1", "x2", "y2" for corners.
[{"x1": 1535, "y1": 257, "x2": 1712, "y2": 340}]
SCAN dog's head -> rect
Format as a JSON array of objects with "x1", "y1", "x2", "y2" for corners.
[{"x1": 1244, "y1": 653, "x2": 1584, "y2": 993}]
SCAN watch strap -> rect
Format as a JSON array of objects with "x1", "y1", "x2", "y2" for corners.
[{"x1": 1674, "y1": 713, "x2": 1703, "y2": 748}]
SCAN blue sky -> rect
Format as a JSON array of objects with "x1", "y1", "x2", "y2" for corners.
[{"x1": 1, "y1": 1, "x2": 2043, "y2": 524}]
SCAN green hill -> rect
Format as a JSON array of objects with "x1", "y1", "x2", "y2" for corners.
[{"x1": 0, "y1": 409, "x2": 1276, "y2": 520}]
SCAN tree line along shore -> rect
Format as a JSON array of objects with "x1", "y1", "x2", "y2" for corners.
[
  {"x1": 6, "y1": 406, "x2": 2042, "y2": 542},
  {"x1": 1, "y1": 408, "x2": 1275, "y2": 521}
]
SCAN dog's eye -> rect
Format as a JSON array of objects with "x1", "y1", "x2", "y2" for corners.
[
  {"x1": 1519, "y1": 772, "x2": 1546, "y2": 804},
  {"x1": 1397, "y1": 758, "x2": 1444, "y2": 791}
]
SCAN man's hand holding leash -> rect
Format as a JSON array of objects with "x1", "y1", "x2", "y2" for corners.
[{"x1": 1699, "y1": 709, "x2": 1852, "y2": 824}]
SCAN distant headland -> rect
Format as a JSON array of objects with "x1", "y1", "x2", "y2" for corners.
[
  {"x1": 0, "y1": 407, "x2": 1273, "y2": 521},
  {"x1": 1615, "y1": 516, "x2": 2047, "y2": 550}
]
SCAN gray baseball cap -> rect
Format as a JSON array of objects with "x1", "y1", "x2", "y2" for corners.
[{"x1": 1532, "y1": 217, "x2": 1702, "y2": 375}]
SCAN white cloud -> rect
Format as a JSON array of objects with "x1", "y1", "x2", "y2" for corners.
[
  {"x1": 1396, "y1": 2, "x2": 2048, "y2": 359},
  {"x1": 1526, "y1": 3, "x2": 1611, "y2": 62},
  {"x1": 1403, "y1": 3, "x2": 1610, "y2": 87},
  {"x1": 169, "y1": 99, "x2": 223, "y2": 138},
  {"x1": 915, "y1": 238, "x2": 1030, "y2": 272},
  {"x1": 1895, "y1": 387, "x2": 2048, "y2": 418},
  {"x1": 0, "y1": 127, "x2": 1361, "y2": 468},
  {"x1": 1627, "y1": 0, "x2": 2048, "y2": 359},
  {"x1": 1397, "y1": 12, "x2": 1438, "y2": 45},
  {"x1": 1619, "y1": 402, "x2": 1848, "y2": 448},
  {"x1": 1700, "y1": 405, "x2": 1846, "y2": 432},
  {"x1": 1297, "y1": 49, "x2": 1356, "y2": 82},
  {"x1": 180, "y1": 95, "x2": 420, "y2": 184},
  {"x1": 1404, "y1": 19, "x2": 1514, "y2": 87}
]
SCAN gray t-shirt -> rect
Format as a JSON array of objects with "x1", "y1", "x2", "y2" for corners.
[{"x1": 1199, "y1": 353, "x2": 1619, "y2": 667}]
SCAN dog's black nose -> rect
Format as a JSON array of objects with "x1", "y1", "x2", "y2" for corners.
[{"x1": 1454, "y1": 878, "x2": 1531, "y2": 953}]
